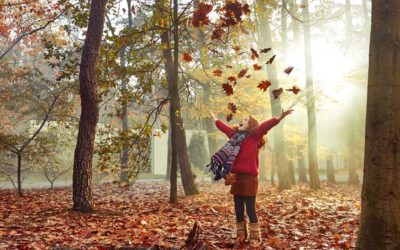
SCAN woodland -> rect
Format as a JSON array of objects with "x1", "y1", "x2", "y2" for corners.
[{"x1": 0, "y1": 0, "x2": 399, "y2": 249}]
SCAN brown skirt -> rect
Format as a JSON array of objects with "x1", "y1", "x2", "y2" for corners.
[{"x1": 230, "y1": 173, "x2": 258, "y2": 196}]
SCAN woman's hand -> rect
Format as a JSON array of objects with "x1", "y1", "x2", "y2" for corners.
[
  {"x1": 279, "y1": 109, "x2": 293, "y2": 121},
  {"x1": 208, "y1": 110, "x2": 218, "y2": 121},
  {"x1": 224, "y1": 173, "x2": 236, "y2": 186}
]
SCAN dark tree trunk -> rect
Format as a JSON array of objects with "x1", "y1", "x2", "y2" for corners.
[
  {"x1": 256, "y1": 0, "x2": 291, "y2": 190},
  {"x1": 72, "y1": 0, "x2": 107, "y2": 213},
  {"x1": 326, "y1": 155, "x2": 335, "y2": 184},
  {"x1": 356, "y1": 1, "x2": 400, "y2": 248},
  {"x1": 302, "y1": 0, "x2": 320, "y2": 190},
  {"x1": 17, "y1": 152, "x2": 22, "y2": 196},
  {"x1": 297, "y1": 146, "x2": 307, "y2": 183}
]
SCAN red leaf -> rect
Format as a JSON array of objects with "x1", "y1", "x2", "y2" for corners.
[
  {"x1": 257, "y1": 80, "x2": 271, "y2": 92},
  {"x1": 284, "y1": 66, "x2": 294, "y2": 75},
  {"x1": 226, "y1": 113, "x2": 233, "y2": 122},
  {"x1": 227, "y1": 76, "x2": 236, "y2": 82},
  {"x1": 237, "y1": 68, "x2": 248, "y2": 78},
  {"x1": 182, "y1": 53, "x2": 192, "y2": 62},
  {"x1": 272, "y1": 88, "x2": 283, "y2": 99},
  {"x1": 250, "y1": 48, "x2": 259, "y2": 60},
  {"x1": 228, "y1": 102, "x2": 237, "y2": 113},
  {"x1": 253, "y1": 64, "x2": 262, "y2": 70},
  {"x1": 260, "y1": 48, "x2": 271, "y2": 53},
  {"x1": 192, "y1": 2, "x2": 213, "y2": 27},
  {"x1": 266, "y1": 55, "x2": 276, "y2": 64},
  {"x1": 222, "y1": 83, "x2": 234, "y2": 96},
  {"x1": 213, "y1": 69, "x2": 223, "y2": 77},
  {"x1": 286, "y1": 86, "x2": 301, "y2": 95},
  {"x1": 211, "y1": 27, "x2": 224, "y2": 40},
  {"x1": 225, "y1": 65, "x2": 233, "y2": 68},
  {"x1": 233, "y1": 46, "x2": 241, "y2": 52}
]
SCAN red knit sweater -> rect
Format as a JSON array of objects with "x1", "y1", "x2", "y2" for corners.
[{"x1": 215, "y1": 117, "x2": 280, "y2": 176}]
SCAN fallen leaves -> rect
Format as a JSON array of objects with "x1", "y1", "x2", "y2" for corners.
[{"x1": 0, "y1": 183, "x2": 360, "y2": 249}]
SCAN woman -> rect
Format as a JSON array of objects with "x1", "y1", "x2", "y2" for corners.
[{"x1": 207, "y1": 109, "x2": 293, "y2": 246}]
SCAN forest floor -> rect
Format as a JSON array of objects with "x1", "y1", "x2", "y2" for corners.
[{"x1": 0, "y1": 181, "x2": 360, "y2": 249}]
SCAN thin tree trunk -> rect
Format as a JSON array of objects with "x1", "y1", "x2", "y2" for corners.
[
  {"x1": 345, "y1": 0, "x2": 353, "y2": 36},
  {"x1": 72, "y1": 0, "x2": 107, "y2": 212},
  {"x1": 297, "y1": 145, "x2": 307, "y2": 183},
  {"x1": 270, "y1": 151, "x2": 276, "y2": 186},
  {"x1": 356, "y1": 1, "x2": 400, "y2": 248},
  {"x1": 17, "y1": 152, "x2": 22, "y2": 196},
  {"x1": 166, "y1": 125, "x2": 172, "y2": 180},
  {"x1": 288, "y1": 159, "x2": 296, "y2": 185},
  {"x1": 326, "y1": 154, "x2": 335, "y2": 184},
  {"x1": 120, "y1": 0, "x2": 133, "y2": 182},
  {"x1": 281, "y1": 0, "x2": 288, "y2": 62},
  {"x1": 256, "y1": 0, "x2": 291, "y2": 190},
  {"x1": 302, "y1": 0, "x2": 320, "y2": 190}
]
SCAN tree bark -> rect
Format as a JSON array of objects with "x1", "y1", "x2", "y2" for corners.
[
  {"x1": 17, "y1": 152, "x2": 22, "y2": 196},
  {"x1": 326, "y1": 154, "x2": 335, "y2": 184},
  {"x1": 302, "y1": 0, "x2": 320, "y2": 190},
  {"x1": 297, "y1": 145, "x2": 307, "y2": 183},
  {"x1": 356, "y1": 1, "x2": 400, "y2": 248},
  {"x1": 256, "y1": 0, "x2": 291, "y2": 190},
  {"x1": 72, "y1": 0, "x2": 107, "y2": 212}
]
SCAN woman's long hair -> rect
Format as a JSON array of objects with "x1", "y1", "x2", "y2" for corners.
[{"x1": 232, "y1": 115, "x2": 266, "y2": 149}]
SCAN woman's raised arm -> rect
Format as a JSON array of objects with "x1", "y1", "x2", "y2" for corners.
[{"x1": 208, "y1": 111, "x2": 235, "y2": 138}]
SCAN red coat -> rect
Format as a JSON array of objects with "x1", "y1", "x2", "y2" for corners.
[{"x1": 215, "y1": 117, "x2": 280, "y2": 176}]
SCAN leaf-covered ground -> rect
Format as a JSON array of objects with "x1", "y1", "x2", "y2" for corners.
[{"x1": 0, "y1": 181, "x2": 360, "y2": 249}]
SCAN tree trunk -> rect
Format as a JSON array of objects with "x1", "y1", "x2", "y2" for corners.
[
  {"x1": 302, "y1": 0, "x2": 320, "y2": 190},
  {"x1": 281, "y1": 0, "x2": 287, "y2": 62},
  {"x1": 356, "y1": 1, "x2": 400, "y2": 248},
  {"x1": 326, "y1": 154, "x2": 335, "y2": 184},
  {"x1": 288, "y1": 159, "x2": 296, "y2": 185},
  {"x1": 72, "y1": 0, "x2": 107, "y2": 213},
  {"x1": 345, "y1": 0, "x2": 353, "y2": 36},
  {"x1": 362, "y1": 0, "x2": 369, "y2": 31},
  {"x1": 297, "y1": 145, "x2": 307, "y2": 183},
  {"x1": 270, "y1": 151, "x2": 276, "y2": 186},
  {"x1": 256, "y1": 0, "x2": 291, "y2": 190},
  {"x1": 165, "y1": 125, "x2": 172, "y2": 180},
  {"x1": 17, "y1": 152, "x2": 22, "y2": 196},
  {"x1": 160, "y1": 0, "x2": 199, "y2": 196}
]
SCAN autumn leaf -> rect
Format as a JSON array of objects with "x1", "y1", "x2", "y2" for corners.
[
  {"x1": 237, "y1": 68, "x2": 248, "y2": 78},
  {"x1": 182, "y1": 53, "x2": 192, "y2": 62},
  {"x1": 272, "y1": 88, "x2": 283, "y2": 99},
  {"x1": 257, "y1": 80, "x2": 271, "y2": 92},
  {"x1": 284, "y1": 66, "x2": 294, "y2": 75},
  {"x1": 253, "y1": 64, "x2": 262, "y2": 70},
  {"x1": 266, "y1": 55, "x2": 276, "y2": 64},
  {"x1": 227, "y1": 76, "x2": 236, "y2": 82},
  {"x1": 211, "y1": 27, "x2": 224, "y2": 40},
  {"x1": 228, "y1": 102, "x2": 237, "y2": 113},
  {"x1": 226, "y1": 113, "x2": 233, "y2": 122},
  {"x1": 233, "y1": 46, "x2": 241, "y2": 52},
  {"x1": 245, "y1": 75, "x2": 251, "y2": 78},
  {"x1": 260, "y1": 48, "x2": 271, "y2": 53},
  {"x1": 222, "y1": 83, "x2": 234, "y2": 96},
  {"x1": 225, "y1": 65, "x2": 233, "y2": 68},
  {"x1": 192, "y1": 2, "x2": 213, "y2": 27},
  {"x1": 213, "y1": 69, "x2": 223, "y2": 77},
  {"x1": 250, "y1": 48, "x2": 259, "y2": 60},
  {"x1": 286, "y1": 86, "x2": 301, "y2": 95}
]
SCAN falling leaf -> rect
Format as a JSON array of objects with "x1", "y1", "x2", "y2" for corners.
[
  {"x1": 245, "y1": 75, "x2": 251, "y2": 78},
  {"x1": 211, "y1": 27, "x2": 224, "y2": 40},
  {"x1": 226, "y1": 113, "x2": 233, "y2": 121},
  {"x1": 272, "y1": 88, "x2": 283, "y2": 99},
  {"x1": 260, "y1": 48, "x2": 271, "y2": 53},
  {"x1": 222, "y1": 83, "x2": 234, "y2": 96},
  {"x1": 284, "y1": 66, "x2": 294, "y2": 75},
  {"x1": 286, "y1": 86, "x2": 301, "y2": 95},
  {"x1": 233, "y1": 46, "x2": 241, "y2": 52},
  {"x1": 253, "y1": 64, "x2": 262, "y2": 70},
  {"x1": 227, "y1": 76, "x2": 236, "y2": 82},
  {"x1": 258, "y1": 80, "x2": 272, "y2": 92},
  {"x1": 237, "y1": 68, "x2": 248, "y2": 78},
  {"x1": 213, "y1": 69, "x2": 223, "y2": 77},
  {"x1": 250, "y1": 48, "x2": 259, "y2": 60},
  {"x1": 192, "y1": 2, "x2": 213, "y2": 27},
  {"x1": 266, "y1": 55, "x2": 276, "y2": 64},
  {"x1": 228, "y1": 102, "x2": 237, "y2": 113},
  {"x1": 225, "y1": 65, "x2": 233, "y2": 68},
  {"x1": 182, "y1": 53, "x2": 192, "y2": 62}
]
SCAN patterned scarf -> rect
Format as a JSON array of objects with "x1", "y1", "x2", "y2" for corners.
[{"x1": 206, "y1": 131, "x2": 248, "y2": 180}]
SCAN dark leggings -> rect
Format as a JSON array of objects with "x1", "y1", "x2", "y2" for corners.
[{"x1": 234, "y1": 195, "x2": 258, "y2": 223}]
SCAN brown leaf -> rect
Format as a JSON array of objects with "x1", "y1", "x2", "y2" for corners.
[
  {"x1": 257, "y1": 80, "x2": 271, "y2": 92},
  {"x1": 222, "y1": 83, "x2": 234, "y2": 96},
  {"x1": 272, "y1": 88, "x2": 283, "y2": 99},
  {"x1": 266, "y1": 55, "x2": 276, "y2": 64}
]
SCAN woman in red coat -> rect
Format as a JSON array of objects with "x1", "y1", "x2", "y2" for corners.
[{"x1": 207, "y1": 110, "x2": 292, "y2": 246}]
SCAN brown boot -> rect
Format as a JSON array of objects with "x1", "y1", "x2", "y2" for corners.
[
  {"x1": 249, "y1": 222, "x2": 262, "y2": 247},
  {"x1": 234, "y1": 221, "x2": 248, "y2": 243}
]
